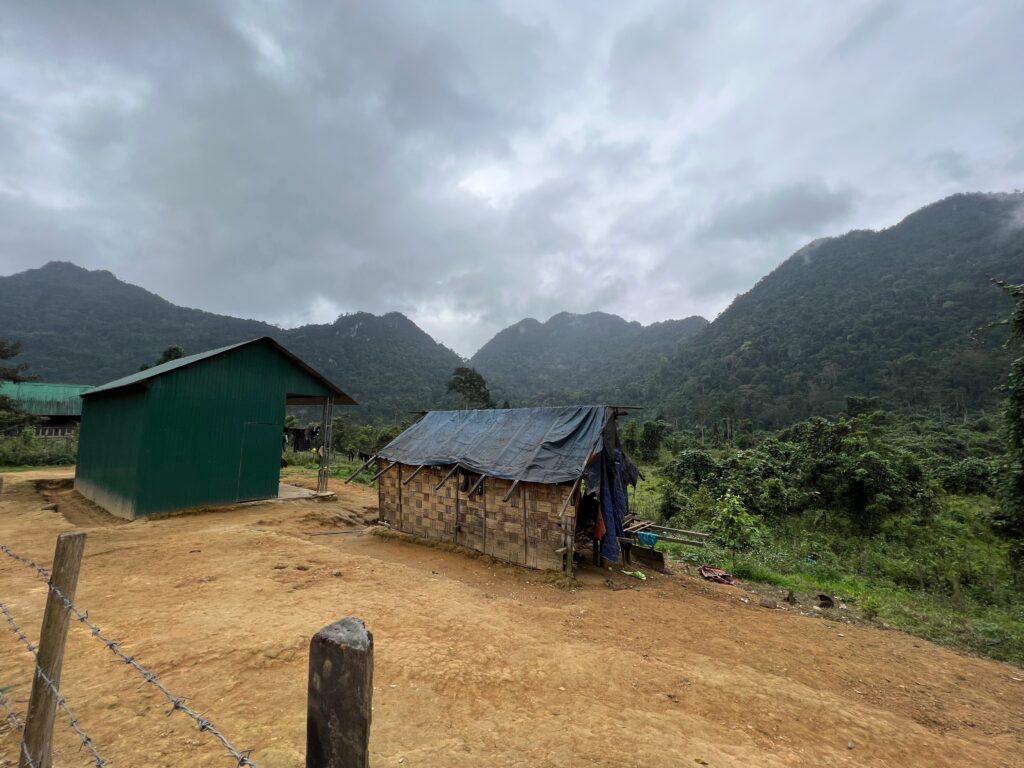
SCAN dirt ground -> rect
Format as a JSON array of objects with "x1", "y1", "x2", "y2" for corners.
[{"x1": 1, "y1": 469, "x2": 1022, "y2": 768}]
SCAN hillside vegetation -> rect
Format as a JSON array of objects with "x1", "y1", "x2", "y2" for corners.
[
  {"x1": 472, "y1": 311, "x2": 707, "y2": 405},
  {"x1": 0, "y1": 262, "x2": 462, "y2": 421},
  {"x1": 649, "y1": 193, "x2": 1024, "y2": 429}
]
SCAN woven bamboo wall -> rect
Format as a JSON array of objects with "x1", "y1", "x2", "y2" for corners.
[
  {"x1": 483, "y1": 478, "x2": 527, "y2": 566},
  {"x1": 524, "y1": 483, "x2": 572, "y2": 571},
  {"x1": 403, "y1": 466, "x2": 454, "y2": 541},
  {"x1": 456, "y1": 475, "x2": 485, "y2": 553},
  {"x1": 378, "y1": 460, "x2": 401, "y2": 527},
  {"x1": 376, "y1": 463, "x2": 572, "y2": 571}
]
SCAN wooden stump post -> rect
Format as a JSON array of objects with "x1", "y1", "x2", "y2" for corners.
[
  {"x1": 20, "y1": 531, "x2": 86, "y2": 768},
  {"x1": 306, "y1": 617, "x2": 373, "y2": 768}
]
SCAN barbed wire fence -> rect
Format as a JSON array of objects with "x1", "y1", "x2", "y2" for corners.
[
  {"x1": 0, "y1": 686, "x2": 36, "y2": 768},
  {"x1": 1, "y1": 601, "x2": 104, "y2": 767},
  {"x1": 0, "y1": 540, "x2": 256, "y2": 767}
]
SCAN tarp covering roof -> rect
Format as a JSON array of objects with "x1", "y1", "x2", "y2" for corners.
[
  {"x1": 377, "y1": 406, "x2": 609, "y2": 484},
  {"x1": 82, "y1": 337, "x2": 355, "y2": 405},
  {"x1": 0, "y1": 381, "x2": 92, "y2": 416}
]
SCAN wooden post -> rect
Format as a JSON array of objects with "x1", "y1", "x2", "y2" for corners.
[
  {"x1": 20, "y1": 532, "x2": 86, "y2": 768},
  {"x1": 307, "y1": 617, "x2": 373, "y2": 768}
]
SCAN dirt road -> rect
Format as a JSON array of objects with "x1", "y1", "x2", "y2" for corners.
[{"x1": 1, "y1": 468, "x2": 1022, "y2": 767}]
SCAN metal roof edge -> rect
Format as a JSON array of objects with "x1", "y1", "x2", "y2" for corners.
[{"x1": 82, "y1": 337, "x2": 357, "y2": 405}]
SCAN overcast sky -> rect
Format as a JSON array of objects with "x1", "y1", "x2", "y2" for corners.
[{"x1": 2, "y1": 1, "x2": 1023, "y2": 355}]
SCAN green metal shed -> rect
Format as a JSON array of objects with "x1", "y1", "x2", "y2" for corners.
[
  {"x1": 0, "y1": 381, "x2": 93, "y2": 437},
  {"x1": 0, "y1": 381, "x2": 92, "y2": 417},
  {"x1": 75, "y1": 337, "x2": 355, "y2": 519}
]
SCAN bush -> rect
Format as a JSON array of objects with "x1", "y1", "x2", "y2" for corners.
[
  {"x1": 0, "y1": 430, "x2": 77, "y2": 467},
  {"x1": 709, "y1": 491, "x2": 764, "y2": 565}
]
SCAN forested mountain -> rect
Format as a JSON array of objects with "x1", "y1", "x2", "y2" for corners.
[
  {"x1": 0, "y1": 262, "x2": 462, "y2": 421},
  {"x1": 471, "y1": 311, "x2": 708, "y2": 405},
  {"x1": 648, "y1": 192, "x2": 1024, "y2": 430},
  {"x1": 4, "y1": 193, "x2": 1022, "y2": 427}
]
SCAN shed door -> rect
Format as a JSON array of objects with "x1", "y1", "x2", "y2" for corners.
[{"x1": 237, "y1": 422, "x2": 281, "y2": 503}]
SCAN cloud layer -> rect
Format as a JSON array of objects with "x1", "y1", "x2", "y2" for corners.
[{"x1": 2, "y1": 1, "x2": 1023, "y2": 354}]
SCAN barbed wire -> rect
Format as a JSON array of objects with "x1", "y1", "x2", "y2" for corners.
[
  {"x1": 0, "y1": 601, "x2": 106, "y2": 767},
  {"x1": 0, "y1": 688, "x2": 37, "y2": 768},
  {"x1": 0, "y1": 544, "x2": 257, "y2": 767},
  {"x1": 0, "y1": 687, "x2": 23, "y2": 732}
]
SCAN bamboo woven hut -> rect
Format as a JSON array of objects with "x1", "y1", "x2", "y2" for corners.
[{"x1": 367, "y1": 405, "x2": 639, "y2": 573}]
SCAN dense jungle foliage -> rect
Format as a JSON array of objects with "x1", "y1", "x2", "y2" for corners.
[
  {"x1": 631, "y1": 277, "x2": 1024, "y2": 665},
  {"x1": 633, "y1": 407, "x2": 1022, "y2": 663}
]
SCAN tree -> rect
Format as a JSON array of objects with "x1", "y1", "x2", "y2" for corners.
[
  {"x1": 0, "y1": 340, "x2": 31, "y2": 431},
  {"x1": 0, "y1": 341, "x2": 29, "y2": 383},
  {"x1": 140, "y1": 345, "x2": 185, "y2": 371},
  {"x1": 637, "y1": 420, "x2": 670, "y2": 462},
  {"x1": 447, "y1": 367, "x2": 494, "y2": 409},
  {"x1": 993, "y1": 280, "x2": 1024, "y2": 573},
  {"x1": 709, "y1": 491, "x2": 763, "y2": 567}
]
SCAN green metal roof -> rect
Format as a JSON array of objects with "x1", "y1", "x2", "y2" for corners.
[
  {"x1": 82, "y1": 337, "x2": 356, "y2": 404},
  {"x1": 0, "y1": 381, "x2": 93, "y2": 417}
]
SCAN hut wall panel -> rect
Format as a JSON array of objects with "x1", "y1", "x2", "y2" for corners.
[
  {"x1": 405, "y1": 466, "x2": 452, "y2": 541},
  {"x1": 525, "y1": 483, "x2": 571, "y2": 571},
  {"x1": 378, "y1": 460, "x2": 401, "y2": 527},
  {"x1": 375, "y1": 469, "x2": 574, "y2": 571},
  {"x1": 456, "y1": 474, "x2": 485, "y2": 553},
  {"x1": 483, "y1": 479, "x2": 527, "y2": 565}
]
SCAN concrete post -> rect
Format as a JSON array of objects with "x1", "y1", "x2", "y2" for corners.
[{"x1": 306, "y1": 617, "x2": 373, "y2": 768}]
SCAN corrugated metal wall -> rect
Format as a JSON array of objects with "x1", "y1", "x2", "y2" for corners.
[
  {"x1": 75, "y1": 387, "x2": 147, "y2": 519},
  {"x1": 77, "y1": 342, "x2": 335, "y2": 518}
]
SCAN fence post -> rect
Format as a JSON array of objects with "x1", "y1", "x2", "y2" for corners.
[
  {"x1": 19, "y1": 531, "x2": 86, "y2": 768},
  {"x1": 306, "y1": 617, "x2": 373, "y2": 768}
]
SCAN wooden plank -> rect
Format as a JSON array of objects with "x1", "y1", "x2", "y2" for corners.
[
  {"x1": 433, "y1": 465, "x2": 459, "y2": 491},
  {"x1": 644, "y1": 524, "x2": 709, "y2": 539},
  {"x1": 467, "y1": 473, "x2": 486, "y2": 497},
  {"x1": 21, "y1": 532, "x2": 86, "y2": 768},
  {"x1": 344, "y1": 454, "x2": 378, "y2": 484},
  {"x1": 558, "y1": 475, "x2": 583, "y2": 518},
  {"x1": 369, "y1": 461, "x2": 397, "y2": 483},
  {"x1": 628, "y1": 544, "x2": 667, "y2": 571},
  {"x1": 502, "y1": 479, "x2": 521, "y2": 503},
  {"x1": 654, "y1": 536, "x2": 706, "y2": 547},
  {"x1": 401, "y1": 464, "x2": 427, "y2": 486},
  {"x1": 624, "y1": 520, "x2": 654, "y2": 533}
]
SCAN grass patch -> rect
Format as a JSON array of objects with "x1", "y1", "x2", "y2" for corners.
[
  {"x1": 668, "y1": 538, "x2": 1024, "y2": 666},
  {"x1": 280, "y1": 455, "x2": 376, "y2": 486},
  {"x1": 0, "y1": 432, "x2": 76, "y2": 467}
]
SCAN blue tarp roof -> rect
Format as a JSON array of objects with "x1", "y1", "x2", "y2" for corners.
[{"x1": 377, "y1": 406, "x2": 610, "y2": 484}]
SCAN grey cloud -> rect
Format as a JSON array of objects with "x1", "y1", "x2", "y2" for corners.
[
  {"x1": 925, "y1": 150, "x2": 973, "y2": 182},
  {"x1": 829, "y1": 1, "x2": 903, "y2": 60},
  {"x1": 700, "y1": 181, "x2": 858, "y2": 242},
  {"x1": 1, "y1": 1, "x2": 1023, "y2": 355}
]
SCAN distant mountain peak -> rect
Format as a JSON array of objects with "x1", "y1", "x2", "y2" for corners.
[
  {"x1": 0, "y1": 264, "x2": 462, "y2": 421},
  {"x1": 471, "y1": 309, "x2": 708, "y2": 405}
]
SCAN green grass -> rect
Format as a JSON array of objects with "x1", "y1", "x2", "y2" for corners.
[
  {"x1": 280, "y1": 454, "x2": 377, "y2": 486},
  {"x1": 662, "y1": 531, "x2": 1024, "y2": 666},
  {"x1": 628, "y1": 463, "x2": 664, "y2": 520}
]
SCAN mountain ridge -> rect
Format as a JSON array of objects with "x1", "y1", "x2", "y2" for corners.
[
  {"x1": 471, "y1": 309, "x2": 709, "y2": 405},
  {"x1": 647, "y1": 191, "x2": 1024, "y2": 428},
  {"x1": 0, "y1": 262, "x2": 464, "y2": 421}
]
